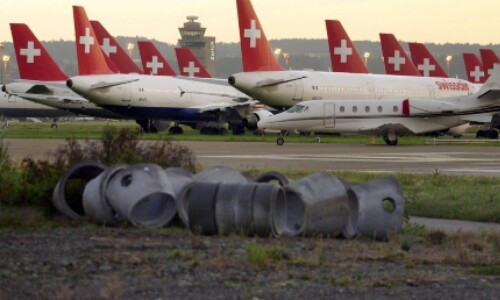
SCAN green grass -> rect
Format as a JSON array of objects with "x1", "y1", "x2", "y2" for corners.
[{"x1": 0, "y1": 120, "x2": 435, "y2": 145}]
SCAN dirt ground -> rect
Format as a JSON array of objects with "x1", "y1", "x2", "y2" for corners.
[{"x1": 0, "y1": 223, "x2": 499, "y2": 300}]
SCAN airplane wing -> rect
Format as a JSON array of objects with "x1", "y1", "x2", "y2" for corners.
[
  {"x1": 194, "y1": 100, "x2": 259, "y2": 113},
  {"x1": 358, "y1": 118, "x2": 450, "y2": 135},
  {"x1": 89, "y1": 78, "x2": 140, "y2": 89},
  {"x1": 10, "y1": 92, "x2": 88, "y2": 104},
  {"x1": 255, "y1": 76, "x2": 307, "y2": 87}
]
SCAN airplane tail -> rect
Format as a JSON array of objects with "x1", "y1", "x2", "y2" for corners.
[
  {"x1": 90, "y1": 20, "x2": 143, "y2": 74},
  {"x1": 10, "y1": 23, "x2": 68, "y2": 81},
  {"x1": 137, "y1": 41, "x2": 176, "y2": 76},
  {"x1": 236, "y1": 0, "x2": 284, "y2": 72},
  {"x1": 379, "y1": 33, "x2": 420, "y2": 76},
  {"x1": 73, "y1": 6, "x2": 114, "y2": 75},
  {"x1": 175, "y1": 48, "x2": 212, "y2": 78},
  {"x1": 479, "y1": 49, "x2": 500, "y2": 79},
  {"x1": 325, "y1": 20, "x2": 368, "y2": 73},
  {"x1": 463, "y1": 53, "x2": 486, "y2": 84},
  {"x1": 408, "y1": 42, "x2": 448, "y2": 78}
]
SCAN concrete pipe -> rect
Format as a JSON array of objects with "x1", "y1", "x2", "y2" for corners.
[
  {"x1": 352, "y1": 176, "x2": 405, "y2": 240},
  {"x1": 278, "y1": 173, "x2": 353, "y2": 237},
  {"x1": 82, "y1": 164, "x2": 128, "y2": 225},
  {"x1": 186, "y1": 181, "x2": 220, "y2": 235},
  {"x1": 105, "y1": 163, "x2": 177, "y2": 228},
  {"x1": 255, "y1": 171, "x2": 289, "y2": 186},
  {"x1": 52, "y1": 161, "x2": 106, "y2": 220},
  {"x1": 253, "y1": 183, "x2": 285, "y2": 237},
  {"x1": 178, "y1": 166, "x2": 250, "y2": 227},
  {"x1": 164, "y1": 167, "x2": 194, "y2": 226}
]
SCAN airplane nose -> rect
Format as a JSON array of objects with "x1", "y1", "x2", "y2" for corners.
[
  {"x1": 228, "y1": 76, "x2": 235, "y2": 86},
  {"x1": 66, "y1": 79, "x2": 73, "y2": 88}
]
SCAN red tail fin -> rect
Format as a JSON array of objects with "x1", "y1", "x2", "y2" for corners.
[
  {"x1": 73, "y1": 6, "x2": 114, "y2": 75},
  {"x1": 325, "y1": 20, "x2": 368, "y2": 73},
  {"x1": 379, "y1": 33, "x2": 420, "y2": 76},
  {"x1": 10, "y1": 23, "x2": 68, "y2": 81},
  {"x1": 236, "y1": 0, "x2": 284, "y2": 72},
  {"x1": 90, "y1": 20, "x2": 143, "y2": 74},
  {"x1": 408, "y1": 42, "x2": 448, "y2": 78},
  {"x1": 137, "y1": 41, "x2": 176, "y2": 76},
  {"x1": 463, "y1": 53, "x2": 486, "y2": 83},
  {"x1": 479, "y1": 49, "x2": 500, "y2": 80},
  {"x1": 175, "y1": 48, "x2": 212, "y2": 78}
]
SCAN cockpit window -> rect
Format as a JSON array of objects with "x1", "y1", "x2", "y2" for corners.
[{"x1": 286, "y1": 105, "x2": 308, "y2": 113}]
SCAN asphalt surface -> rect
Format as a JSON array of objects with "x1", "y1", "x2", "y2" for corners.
[
  {"x1": 3, "y1": 138, "x2": 500, "y2": 233},
  {"x1": 6, "y1": 138, "x2": 500, "y2": 176}
]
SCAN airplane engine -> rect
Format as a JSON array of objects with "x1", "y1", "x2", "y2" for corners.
[
  {"x1": 445, "y1": 123, "x2": 469, "y2": 137},
  {"x1": 242, "y1": 109, "x2": 274, "y2": 130}
]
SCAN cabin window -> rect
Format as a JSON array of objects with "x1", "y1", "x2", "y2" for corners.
[
  {"x1": 365, "y1": 106, "x2": 370, "y2": 112},
  {"x1": 352, "y1": 106, "x2": 358, "y2": 113},
  {"x1": 393, "y1": 105, "x2": 398, "y2": 112},
  {"x1": 339, "y1": 106, "x2": 345, "y2": 113},
  {"x1": 377, "y1": 106, "x2": 382, "y2": 112}
]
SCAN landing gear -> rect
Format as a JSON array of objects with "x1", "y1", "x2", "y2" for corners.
[
  {"x1": 168, "y1": 126, "x2": 184, "y2": 135},
  {"x1": 231, "y1": 125, "x2": 246, "y2": 135},
  {"x1": 50, "y1": 118, "x2": 58, "y2": 129},
  {"x1": 277, "y1": 137, "x2": 285, "y2": 146},
  {"x1": 476, "y1": 129, "x2": 498, "y2": 139},
  {"x1": 200, "y1": 127, "x2": 228, "y2": 135}
]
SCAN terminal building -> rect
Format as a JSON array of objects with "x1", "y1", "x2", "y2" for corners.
[{"x1": 178, "y1": 16, "x2": 216, "y2": 77}]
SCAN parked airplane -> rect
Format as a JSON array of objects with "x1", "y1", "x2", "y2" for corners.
[
  {"x1": 67, "y1": 6, "x2": 264, "y2": 135},
  {"x1": 463, "y1": 53, "x2": 486, "y2": 84},
  {"x1": 5, "y1": 23, "x2": 128, "y2": 121},
  {"x1": 175, "y1": 48, "x2": 212, "y2": 78},
  {"x1": 228, "y1": 0, "x2": 489, "y2": 141},
  {"x1": 379, "y1": 33, "x2": 420, "y2": 76},
  {"x1": 137, "y1": 41, "x2": 176, "y2": 76},
  {"x1": 480, "y1": 49, "x2": 500, "y2": 80},
  {"x1": 325, "y1": 20, "x2": 369, "y2": 74},
  {"x1": 408, "y1": 43, "x2": 448, "y2": 77},
  {"x1": 257, "y1": 65, "x2": 500, "y2": 145}
]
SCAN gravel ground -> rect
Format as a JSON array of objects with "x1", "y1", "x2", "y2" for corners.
[{"x1": 0, "y1": 224, "x2": 499, "y2": 300}]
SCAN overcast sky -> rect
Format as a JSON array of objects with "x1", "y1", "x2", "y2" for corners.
[{"x1": 1, "y1": 0, "x2": 499, "y2": 45}]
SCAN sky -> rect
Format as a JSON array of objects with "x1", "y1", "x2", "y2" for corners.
[{"x1": 1, "y1": 0, "x2": 500, "y2": 45}]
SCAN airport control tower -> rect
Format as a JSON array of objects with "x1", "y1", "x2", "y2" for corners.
[{"x1": 178, "y1": 16, "x2": 216, "y2": 77}]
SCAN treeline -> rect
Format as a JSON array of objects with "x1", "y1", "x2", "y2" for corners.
[{"x1": 1, "y1": 38, "x2": 500, "y2": 80}]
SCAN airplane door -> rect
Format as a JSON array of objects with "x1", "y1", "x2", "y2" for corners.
[
  {"x1": 121, "y1": 84, "x2": 132, "y2": 103},
  {"x1": 323, "y1": 103, "x2": 335, "y2": 128},
  {"x1": 427, "y1": 85, "x2": 435, "y2": 99},
  {"x1": 292, "y1": 82, "x2": 304, "y2": 101}
]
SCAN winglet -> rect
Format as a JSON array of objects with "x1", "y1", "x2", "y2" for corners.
[
  {"x1": 379, "y1": 33, "x2": 420, "y2": 76},
  {"x1": 325, "y1": 20, "x2": 369, "y2": 73},
  {"x1": 463, "y1": 53, "x2": 486, "y2": 84},
  {"x1": 236, "y1": 0, "x2": 284, "y2": 72},
  {"x1": 175, "y1": 48, "x2": 211, "y2": 78},
  {"x1": 137, "y1": 41, "x2": 176, "y2": 76},
  {"x1": 73, "y1": 6, "x2": 114, "y2": 75},
  {"x1": 408, "y1": 42, "x2": 448, "y2": 78},
  {"x1": 10, "y1": 23, "x2": 68, "y2": 81},
  {"x1": 90, "y1": 20, "x2": 143, "y2": 74}
]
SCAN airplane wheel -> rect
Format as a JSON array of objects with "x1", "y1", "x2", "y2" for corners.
[
  {"x1": 277, "y1": 137, "x2": 285, "y2": 146},
  {"x1": 219, "y1": 128, "x2": 228, "y2": 135},
  {"x1": 383, "y1": 135, "x2": 398, "y2": 146},
  {"x1": 476, "y1": 130, "x2": 485, "y2": 138},
  {"x1": 488, "y1": 130, "x2": 498, "y2": 139},
  {"x1": 51, "y1": 123, "x2": 58, "y2": 129}
]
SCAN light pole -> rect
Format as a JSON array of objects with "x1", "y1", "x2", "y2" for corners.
[
  {"x1": 446, "y1": 55, "x2": 452, "y2": 76},
  {"x1": 2, "y1": 55, "x2": 9, "y2": 84},
  {"x1": 0, "y1": 44, "x2": 3, "y2": 84},
  {"x1": 127, "y1": 43, "x2": 135, "y2": 58},
  {"x1": 363, "y1": 51, "x2": 370, "y2": 67}
]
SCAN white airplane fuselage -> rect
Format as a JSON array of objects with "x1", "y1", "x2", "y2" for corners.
[
  {"x1": 229, "y1": 70, "x2": 479, "y2": 109},
  {"x1": 67, "y1": 74, "x2": 253, "y2": 122},
  {"x1": 0, "y1": 85, "x2": 71, "y2": 118},
  {"x1": 5, "y1": 81, "x2": 128, "y2": 119}
]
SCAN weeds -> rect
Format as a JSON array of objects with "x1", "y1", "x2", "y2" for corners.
[{"x1": 245, "y1": 241, "x2": 289, "y2": 267}]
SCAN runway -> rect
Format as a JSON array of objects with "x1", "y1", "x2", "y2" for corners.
[{"x1": 4, "y1": 138, "x2": 500, "y2": 176}]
